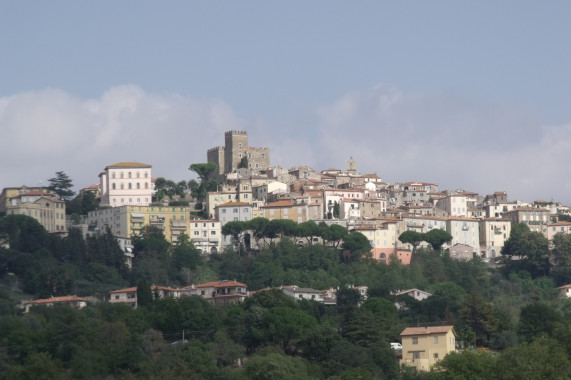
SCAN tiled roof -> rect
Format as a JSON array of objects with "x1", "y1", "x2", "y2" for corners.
[
  {"x1": 196, "y1": 280, "x2": 247, "y2": 288},
  {"x1": 262, "y1": 200, "x2": 294, "y2": 208},
  {"x1": 216, "y1": 202, "x2": 250, "y2": 207},
  {"x1": 550, "y1": 221, "x2": 571, "y2": 226},
  {"x1": 109, "y1": 287, "x2": 137, "y2": 294},
  {"x1": 401, "y1": 325, "x2": 455, "y2": 336},
  {"x1": 106, "y1": 162, "x2": 151, "y2": 168},
  {"x1": 27, "y1": 296, "x2": 87, "y2": 304}
]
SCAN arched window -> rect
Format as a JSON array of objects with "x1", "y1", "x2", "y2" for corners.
[
  {"x1": 137, "y1": 183, "x2": 140, "y2": 189},
  {"x1": 112, "y1": 173, "x2": 116, "y2": 179},
  {"x1": 128, "y1": 172, "x2": 132, "y2": 178}
]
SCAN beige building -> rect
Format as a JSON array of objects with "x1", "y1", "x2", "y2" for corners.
[
  {"x1": 502, "y1": 206, "x2": 550, "y2": 235},
  {"x1": 446, "y1": 217, "x2": 480, "y2": 255},
  {"x1": 261, "y1": 200, "x2": 309, "y2": 223},
  {"x1": 400, "y1": 326, "x2": 456, "y2": 372},
  {"x1": 99, "y1": 162, "x2": 153, "y2": 207},
  {"x1": 0, "y1": 187, "x2": 66, "y2": 233},
  {"x1": 206, "y1": 182, "x2": 254, "y2": 219},
  {"x1": 547, "y1": 221, "x2": 571, "y2": 241},
  {"x1": 352, "y1": 223, "x2": 397, "y2": 250},
  {"x1": 87, "y1": 205, "x2": 190, "y2": 243},
  {"x1": 479, "y1": 218, "x2": 512, "y2": 258},
  {"x1": 436, "y1": 194, "x2": 469, "y2": 217}
]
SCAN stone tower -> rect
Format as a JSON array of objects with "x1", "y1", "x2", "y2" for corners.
[{"x1": 224, "y1": 130, "x2": 249, "y2": 174}]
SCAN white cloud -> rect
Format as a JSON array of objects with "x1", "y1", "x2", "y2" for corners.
[
  {"x1": 312, "y1": 85, "x2": 571, "y2": 204},
  {"x1": 0, "y1": 86, "x2": 246, "y2": 190},
  {"x1": 1, "y1": 84, "x2": 569, "y2": 205}
]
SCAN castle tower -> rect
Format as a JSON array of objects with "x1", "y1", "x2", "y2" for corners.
[{"x1": 224, "y1": 130, "x2": 249, "y2": 173}]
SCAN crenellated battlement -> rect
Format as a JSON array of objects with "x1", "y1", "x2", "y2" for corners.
[
  {"x1": 224, "y1": 130, "x2": 247, "y2": 136},
  {"x1": 207, "y1": 146, "x2": 224, "y2": 153}
]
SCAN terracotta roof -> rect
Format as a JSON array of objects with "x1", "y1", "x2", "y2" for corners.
[
  {"x1": 196, "y1": 280, "x2": 246, "y2": 288},
  {"x1": 401, "y1": 325, "x2": 455, "y2": 336},
  {"x1": 262, "y1": 200, "x2": 294, "y2": 208},
  {"x1": 216, "y1": 202, "x2": 250, "y2": 207},
  {"x1": 106, "y1": 162, "x2": 152, "y2": 168},
  {"x1": 550, "y1": 221, "x2": 571, "y2": 226},
  {"x1": 27, "y1": 296, "x2": 87, "y2": 304},
  {"x1": 557, "y1": 284, "x2": 571, "y2": 290},
  {"x1": 109, "y1": 287, "x2": 137, "y2": 294}
]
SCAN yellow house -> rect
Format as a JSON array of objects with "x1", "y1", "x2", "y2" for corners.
[{"x1": 400, "y1": 326, "x2": 456, "y2": 372}]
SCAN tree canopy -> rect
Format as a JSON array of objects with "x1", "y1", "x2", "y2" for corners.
[{"x1": 47, "y1": 171, "x2": 75, "y2": 202}]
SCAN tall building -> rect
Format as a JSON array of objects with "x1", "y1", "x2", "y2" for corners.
[
  {"x1": 99, "y1": 162, "x2": 153, "y2": 207},
  {"x1": 207, "y1": 130, "x2": 270, "y2": 176}
]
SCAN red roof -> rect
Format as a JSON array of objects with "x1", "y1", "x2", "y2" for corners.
[
  {"x1": 196, "y1": 280, "x2": 246, "y2": 288},
  {"x1": 27, "y1": 296, "x2": 86, "y2": 304},
  {"x1": 401, "y1": 326, "x2": 455, "y2": 336}
]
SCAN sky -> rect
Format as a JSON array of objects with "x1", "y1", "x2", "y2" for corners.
[{"x1": 1, "y1": 1, "x2": 570, "y2": 204}]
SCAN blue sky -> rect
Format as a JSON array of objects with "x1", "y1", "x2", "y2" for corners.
[{"x1": 1, "y1": 1, "x2": 570, "y2": 204}]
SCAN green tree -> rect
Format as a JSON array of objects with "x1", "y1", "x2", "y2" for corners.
[
  {"x1": 47, "y1": 171, "x2": 75, "y2": 202},
  {"x1": 188, "y1": 163, "x2": 219, "y2": 212},
  {"x1": 518, "y1": 302, "x2": 561, "y2": 342},
  {"x1": 341, "y1": 232, "x2": 372, "y2": 262},
  {"x1": 424, "y1": 228, "x2": 453, "y2": 252},
  {"x1": 496, "y1": 338, "x2": 571, "y2": 380},
  {"x1": 431, "y1": 349, "x2": 498, "y2": 379},
  {"x1": 398, "y1": 230, "x2": 424, "y2": 254},
  {"x1": 343, "y1": 297, "x2": 399, "y2": 347},
  {"x1": 460, "y1": 293, "x2": 498, "y2": 346},
  {"x1": 502, "y1": 223, "x2": 549, "y2": 277},
  {"x1": 137, "y1": 279, "x2": 153, "y2": 308}
]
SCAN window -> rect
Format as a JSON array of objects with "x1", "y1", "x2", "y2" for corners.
[
  {"x1": 121, "y1": 184, "x2": 124, "y2": 190},
  {"x1": 112, "y1": 183, "x2": 116, "y2": 190},
  {"x1": 128, "y1": 183, "x2": 132, "y2": 189},
  {"x1": 233, "y1": 208, "x2": 238, "y2": 213},
  {"x1": 137, "y1": 183, "x2": 140, "y2": 189},
  {"x1": 412, "y1": 352, "x2": 420, "y2": 359},
  {"x1": 112, "y1": 173, "x2": 116, "y2": 179},
  {"x1": 433, "y1": 336, "x2": 438, "y2": 343},
  {"x1": 433, "y1": 353, "x2": 439, "y2": 359},
  {"x1": 194, "y1": 231, "x2": 199, "y2": 236},
  {"x1": 222, "y1": 209, "x2": 226, "y2": 214},
  {"x1": 128, "y1": 172, "x2": 132, "y2": 178},
  {"x1": 145, "y1": 183, "x2": 148, "y2": 189},
  {"x1": 211, "y1": 231, "x2": 216, "y2": 235},
  {"x1": 412, "y1": 337, "x2": 418, "y2": 344}
]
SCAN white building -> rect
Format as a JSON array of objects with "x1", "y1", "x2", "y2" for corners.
[
  {"x1": 99, "y1": 162, "x2": 153, "y2": 207},
  {"x1": 189, "y1": 219, "x2": 222, "y2": 254}
]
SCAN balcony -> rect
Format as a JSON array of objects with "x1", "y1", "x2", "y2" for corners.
[{"x1": 171, "y1": 221, "x2": 187, "y2": 229}]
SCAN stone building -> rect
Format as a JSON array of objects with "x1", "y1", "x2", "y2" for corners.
[{"x1": 207, "y1": 130, "x2": 270, "y2": 177}]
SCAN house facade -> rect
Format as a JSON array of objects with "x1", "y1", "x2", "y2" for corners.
[
  {"x1": 0, "y1": 187, "x2": 66, "y2": 233},
  {"x1": 87, "y1": 205, "x2": 190, "y2": 243},
  {"x1": 400, "y1": 326, "x2": 456, "y2": 372},
  {"x1": 479, "y1": 218, "x2": 512, "y2": 258},
  {"x1": 261, "y1": 200, "x2": 309, "y2": 223},
  {"x1": 547, "y1": 221, "x2": 571, "y2": 241},
  {"x1": 99, "y1": 162, "x2": 153, "y2": 207},
  {"x1": 446, "y1": 218, "x2": 480, "y2": 255},
  {"x1": 189, "y1": 219, "x2": 222, "y2": 254}
]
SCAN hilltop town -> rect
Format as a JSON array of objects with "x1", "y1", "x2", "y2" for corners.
[
  {"x1": 3, "y1": 130, "x2": 570, "y2": 262},
  {"x1": 1, "y1": 130, "x2": 571, "y2": 378}
]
